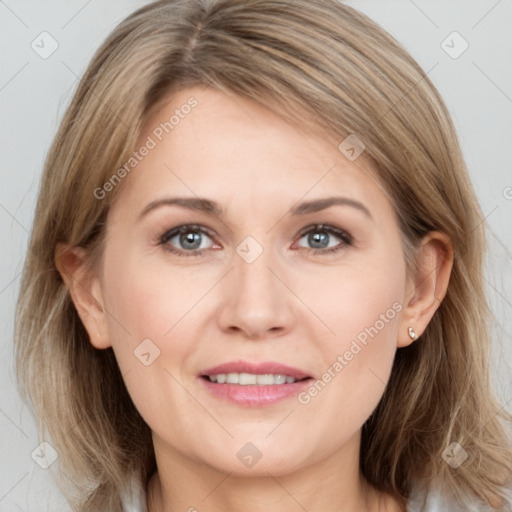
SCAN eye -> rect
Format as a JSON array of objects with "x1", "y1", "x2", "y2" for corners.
[
  {"x1": 158, "y1": 223, "x2": 353, "y2": 257},
  {"x1": 295, "y1": 224, "x2": 353, "y2": 254},
  {"x1": 159, "y1": 224, "x2": 218, "y2": 256}
]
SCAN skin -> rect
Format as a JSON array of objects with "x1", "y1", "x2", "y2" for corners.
[{"x1": 57, "y1": 86, "x2": 453, "y2": 512}]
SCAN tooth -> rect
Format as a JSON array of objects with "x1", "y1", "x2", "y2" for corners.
[
  {"x1": 239, "y1": 373, "x2": 258, "y2": 385},
  {"x1": 256, "y1": 374, "x2": 275, "y2": 385},
  {"x1": 226, "y1": 373, "x2": 239, "y2": 384},
  {"x1": 207, "y1": 373, "x2": 301, "y2": 385}
]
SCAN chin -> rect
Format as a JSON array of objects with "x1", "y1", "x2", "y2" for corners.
[{"x1": 194, "y1": 440, "x2": 314, "y2": 477}]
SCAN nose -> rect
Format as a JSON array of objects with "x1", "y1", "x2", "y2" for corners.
[{"x1": 216, "y1": 243, "x2": 296, "y2": 340}]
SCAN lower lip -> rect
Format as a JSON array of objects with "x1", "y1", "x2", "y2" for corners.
[{"x1": 199, "y1": 377, "x2": 313, "y2": 407}]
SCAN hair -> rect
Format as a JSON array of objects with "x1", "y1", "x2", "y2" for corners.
[{"x1": 14, "y1": 0, "x2": 512, "y2": 511}]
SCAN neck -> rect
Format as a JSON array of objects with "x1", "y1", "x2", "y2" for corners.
[{"x1": 146, "y1": 431, "x2": 405, "y2": 512}]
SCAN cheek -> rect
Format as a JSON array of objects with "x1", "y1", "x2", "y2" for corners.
[
  {"x1": 305, "y1": 246, "x2": 405, "y2": 348},
  {"x1": 297, "y1": 249, "x2": 405, "y2": 428},
  {"x1": 320, "y1": 276, "x2": 402, "y2": 402},
  {"x1": 102, "y1": 245, "x2": 212, "y2": 342},
  {"x1": 99, "y1": 259, "x2": 202, "y2": 437},
  {"x1": 99, "y1": 245, "x2": 218, "y2": 406}
]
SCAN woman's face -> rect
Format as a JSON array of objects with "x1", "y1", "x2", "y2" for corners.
[{"x1": 95, "y1": 86, "x2": 409, "y2": 476}]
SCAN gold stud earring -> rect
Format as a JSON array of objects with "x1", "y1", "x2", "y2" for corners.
[{"x1": 408, "y1": 327, "x2": 417, "y2": 340}]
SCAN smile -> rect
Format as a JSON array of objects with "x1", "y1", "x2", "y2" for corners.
[{"x1": 204, "y1": 373, "x2": 302, "y2": 385}]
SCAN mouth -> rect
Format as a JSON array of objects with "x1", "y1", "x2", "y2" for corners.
[
  {"x1": 197, "y1": 360, "x2": 313, "y2": 406},
  {"x1": 200, "y1": 373, "x2": 312, "y2": 385},
  {"x1": 199, "y1": 359, "x2": 313, "y2": 384}
]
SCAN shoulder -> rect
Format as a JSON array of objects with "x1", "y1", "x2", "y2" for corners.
[
  {"x1": 406, "y1": 479, "x2": 512, "y2": 512},
  {"x1": 120, "y1": 475, "x2": 148, "y2": 512},
  {"x1": 119, "y1": 475, "x2": 511, "y2": 512},
  {"x1": 406, "y1": 483, "x2": 451, "y2": 512}
]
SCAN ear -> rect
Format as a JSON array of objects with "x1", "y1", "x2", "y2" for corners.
[
  {"x1": 398, "y1": 231, "x2": 454, "y2": 348},
  {"x1": 55, "y1": 242, "x2": 111, "y2": 349}
]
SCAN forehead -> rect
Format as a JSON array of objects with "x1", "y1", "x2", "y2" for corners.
[{"x1": 111, "y1": 86, "x2": 393, "y2": 222}]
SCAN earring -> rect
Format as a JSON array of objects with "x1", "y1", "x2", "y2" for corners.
[{"x1": 408, "y1": 327, "x2": 417, "y2": 340}]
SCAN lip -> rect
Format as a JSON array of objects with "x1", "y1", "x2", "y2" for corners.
[
  {"x1": 199, "y1": 360, "x2": 312, "y2": 380},
  {"x1": 198, "y1": 359, "x2": 313, "y2": 407}
]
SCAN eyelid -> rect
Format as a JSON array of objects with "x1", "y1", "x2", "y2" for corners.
[
  {"x1": 296, "y1": 223, "x2": 352, "y2": 242},
  {"x1": 293, "y1": 223, "x2": 353, "y2": 254},
  {"x1": 160, "y1": 224, "x2": 217, "y2": 244},
  {"x1": 159, "y1": 224, "x2": 221, "y2": 257},
  {"x1": 158, "y1": 222, "x2": 353, "y2": 256}
]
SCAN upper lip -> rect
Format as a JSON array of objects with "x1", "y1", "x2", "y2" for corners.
[{"x1": 200, "y1": 360, "x2": 312, "y2": 380}]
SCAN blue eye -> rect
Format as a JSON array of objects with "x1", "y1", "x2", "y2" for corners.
[
  {"x1": 159, "y1": 223, "x2": 353, "y2": 257},
  {"x1": 296, "y1": 224, "x2": 352, "y2": 254},
  {"x1": 160, "y1": 224, "x2": 215, "y2": 256}
]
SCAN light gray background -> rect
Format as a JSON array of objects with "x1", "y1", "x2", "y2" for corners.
[{"x1": 1, "y1": 1, "x2": 511, "y2": 510}]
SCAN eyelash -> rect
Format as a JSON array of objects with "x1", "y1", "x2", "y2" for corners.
[{"x1": 158, "y1": 223, "x2": 353, "y2": 257}]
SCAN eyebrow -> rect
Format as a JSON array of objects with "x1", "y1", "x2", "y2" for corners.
[{"x1": 138, "y1": 196, "x2": 373, "y2": 221}]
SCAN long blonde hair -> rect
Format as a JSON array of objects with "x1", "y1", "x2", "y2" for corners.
[{"x1": 14, "y1": 1, "x2": 512, "y2": 510}]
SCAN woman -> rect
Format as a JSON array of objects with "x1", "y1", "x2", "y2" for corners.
[{"x1": 14, "y1": 1, "x2": 512, "y2": 511}]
